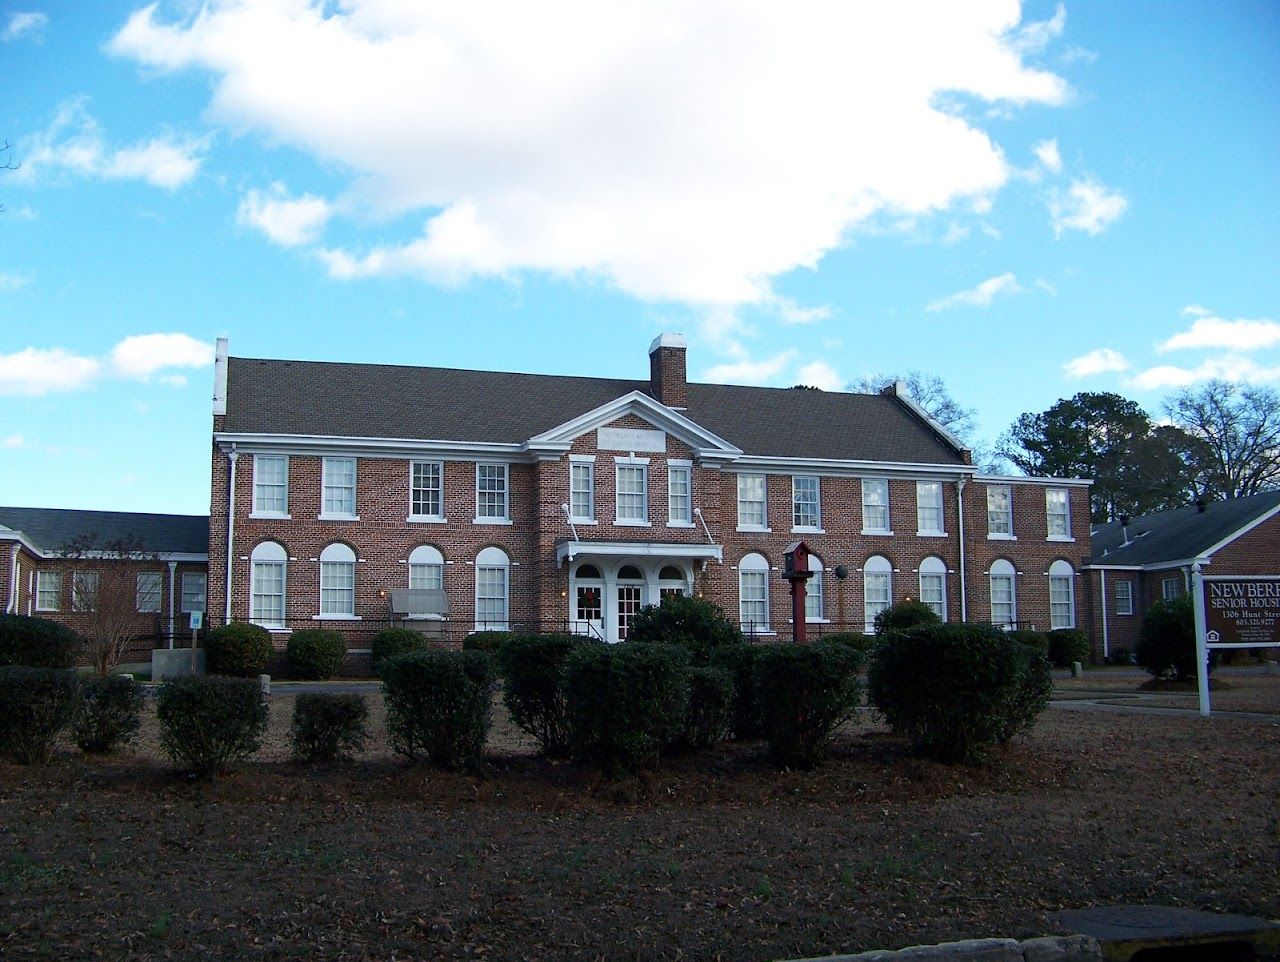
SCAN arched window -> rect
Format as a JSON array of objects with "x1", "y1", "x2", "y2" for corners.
[
  {"x1": 250, "y1": 541, "x2": 287, "y2": 629},
  {"x1": 408, "y1": 545, "x2": 444, "y2": 590},
  {"x1": 863, "y1": 555, "x2": 892, "y2": 632},
  {"x1": 319, "y1": 543, "x2": 356, "y2": 617},
  {"x1": 805, "y1": 556, "x2": 825, "y2": 622},
  {"x1": 475, "y1": 547, "x2": 509, "y2": 630},
  {"x1": 1049, "y1": 559, "x2": 1075, "y2": 629},
  {"x1": 575, "y1": 563, "x2": 602, "y2": 580},
  {"x1": 990, "y1": 559, "x2": 1016, "y2": 627},
  {"x1": 738, "y1": 553, "x2": 770, "y2": 634},
  {"x1": 658, "y1": 564, "x2": 689, "y2": 600},
  {"x1": 919, "y1": 556, "x2": 947, "y2": 621}
]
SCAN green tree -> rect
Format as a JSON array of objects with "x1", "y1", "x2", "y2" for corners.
[{"x1": 1165, "y1": 380, "x2": 1280, "y2": 499}]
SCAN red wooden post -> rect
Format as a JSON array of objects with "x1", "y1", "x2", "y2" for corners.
[{"x1": 783, "y1": 541, "x2": 813, "y2": 644}]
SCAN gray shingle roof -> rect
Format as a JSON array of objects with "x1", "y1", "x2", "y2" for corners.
[
  {"x1": 0, "y1": 507, "x2": 209, "y2": 556},
  {"x1": 222, "y1": 357, "x2": 965, "y2": 465},
  {"x1": 1089, "y1": 490, "x2": 1280, "y2": 567}
]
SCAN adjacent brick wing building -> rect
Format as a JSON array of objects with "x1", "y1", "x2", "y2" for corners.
[{"x1": 208, "y1": 333, "x2": 1092, "y2": 654}]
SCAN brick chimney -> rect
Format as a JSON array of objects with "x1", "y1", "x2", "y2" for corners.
[{"x1": 648, "y1": 333, "x2": 688, "y2": 408}]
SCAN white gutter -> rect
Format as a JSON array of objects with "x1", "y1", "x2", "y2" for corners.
[
  {"x1": 1100, "y1": 568, "x2": 1109, "y2": 660},
  {"x1": 224, "y1": 447, "x2": 239, "y2": 624},
  {"x1": 167, "y1": 560, "x2": 178, "y2": 649},
  {"x1": 957, "y1": 477, "x2": 968, "y2": 621},
  {"x1": 6, "y1": 543, "x2": 18, "y2": 613}
]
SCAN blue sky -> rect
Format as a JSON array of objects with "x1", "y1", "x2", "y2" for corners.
[{"x1": 2, "y1": 0, "x2": 1277, "y2": 515}]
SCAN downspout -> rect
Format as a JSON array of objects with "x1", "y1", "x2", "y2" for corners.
[
  {"x1": 223, "y1": 447, "x2": 239, "y2": 625},
  {"x1": 1100, "y1": 569, "x2": 1109, "y2": 661},
  {"x1": 6, "y1": 543, "x2": 18, "y2": 613},
  {"x1": 167, "y1": 560, "x2": 178, "y2": 649},
  {"x1": 956, "y1": 477, "x2": 968, "y2": 621}
]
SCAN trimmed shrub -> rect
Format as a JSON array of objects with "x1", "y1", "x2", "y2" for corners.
[
  {"x1": 291, "y1": 693, "x2": 368, "y2": 762},
  {"x1": 868, "y1": 622, "x2": 1052, "y2": 764},
  {"x1": 286, "y1": 628, "x2": 347, "y2": 680},
  {"x1": 0, "y1": 613, "x2": 82, "y2": 669},
  {"x1": 156, "y1": 676, "x2": 268, "y2": 776},
  {"x1": 753, "y1": 642, "x2": 863, "y2": 769},
  {"x1": 74, "y1": 675, "x2": 143, "y2": 753},
  {"x1": 625, "y1": 594, "x2": 743, "y2": 665},
  {"x1": 205, "y1": 622, "x2": 273, "y2": 678},
  {"x1": 0, "y1": 666, "x2": 81, "y2": 764},
  {"x1": 873, "y1": 599, "x2": 942, "y2": 637},
  {"x1": 708, "y1": 643, "x2": 764, "y2": 740},
  {"x1": 820, "y1": 631, "x2": 876, "y2": 659},
  {"x1": 463, "y1": 631, "x2": 515, "y2": 656},
  {"x1": 564, "y1": 642, "x2": 691, "y2": 775},
  {"x1": 1136, "y1": 596, "x2": 1212, "y2": 681},
  {"x1": 371, "y1": 627, "x2": 428, "y2": 669},
  {"x1": 497, "y1": 634, "x2": 588, "y2": 758},
  {"x1": 1047, "y1": 628, "x2": 1091, "y2": 668},
  {"x1": 673, "y1": 665, "x2": 734, "y2": 752},
  {"x1": 382, "y1": 649, "x2": 497, "y2": 770},
  {"x1": 1006, "y1": 629, "x2": 1051, "y2": 658}
]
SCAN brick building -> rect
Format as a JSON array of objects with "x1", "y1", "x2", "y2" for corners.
[
  {"x1": 1, "y1": 506, "x2": 210, "y2": 662},
  {"x1": 1083, "y1": 491, "x2": 1280, "y2": 662},
  {"x1": 208, "y1": 334, "x2": 1092, "y2": 657}
]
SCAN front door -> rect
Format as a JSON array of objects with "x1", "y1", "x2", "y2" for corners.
[
  {"x1": 615, "y1": 563, "x2": 646, "y2": 641},
  {"x1": 570, "y1": 563, "x2": 604, "y2": 639}
]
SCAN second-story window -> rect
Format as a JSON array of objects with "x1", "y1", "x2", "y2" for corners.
[
  {"x1": 253, "y1": 455, "x2": 289, "y2": 516},
  {"x1": 916, "y1": 481, "x2": 944, "y2": 535},
  {"x1": 1046, "y1": 488, "x2": 1071, "y2": 539},
  {"x1": 862, "y1": 478, "x2": 890, "y2": 533},
  {"x1": 793, "y1": 476, "x2": 821, "y2": 530},
  {"x1": 737, "y1": 474, "x2": 767, "y2": 530},
  {"x1": 668, "y1": 462, "x2": 692, "y2": 524},
  {"x1": 569, "y1": 459, "x2": 595, "y2": 521},
  {"x1": 987, "y1": 484, "x2": 1012, "y2": 538},
  {"x1": 476, "y1": 464, "x2": 510, "y2": 521},
  {"x1": 322, "y1": 457, "x2": 357, "y2": 519},
  {"x1": 616, "y1": 462, "x2": 649, "y2": 523},
  {"x1": 410, "y1": 461, "x2": 444, "y2": 520}
]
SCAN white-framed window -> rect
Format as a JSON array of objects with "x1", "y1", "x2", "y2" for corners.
[
  {"x1": 616, "y1": 462, "x2": 649, "y2": 524},
  {"x1": 793, "y1": 476, "x2": 821, "y2": 530},
  {"x1": 35, "y1": 570, "x2": 61, "y2": 612},
  {"x1": 569, "y1": 458, "x2": 595, "y2": 522},
  {"x1": 409, "y1": 460, "x2": 444, "y2": 520},
  {"x1": 862, "y1": 479, "x2": 890, "y2": 534},
  {"x1": 319, "y1": 542, "x2": 357, "y2": 617},
  {"x1": 1115, "y1": 580, "x2": 1134, "y2": 616},
  {"x1": 72, "y1": 571, "x2": 99, "y2": 612},
  {"x1": 916, "y1": 481, "x2": 944, "y2": 535},
  {"x1": 738, "y1": 552, "x2": 770, "y2": 633},
  {"x1": 252, "y1": 454, "x2": 289, "y2": 517},
  {"x1": 136, "y1": 572, "x2": 163, "y2": 613},
  {"x1": 919, "y1": 556, "x2": 947, "y2": 620},
  {"x1": 805, "y1": 556, "x2": 825, "y2": 622},
  {"x1": 476, "y1": 463, "x2": 510, "y2": 521},
  {"x1": 668, "y1": 461, "x2": 692, "y2": 525},
  {"x1": 1162, "y1": 575, "x2": 1183, "y2": 600},
  {"x1": 181, "y1": 572, "x2": 207, "y2": 613},
  {"x1": 737, "y1": 474, "x2": 767, "y2": 530},
  {"x1": 990, "y1": 559, "x2": 1016, "y2": 627},
  {"x1": 475, "y1": 546, "x2": 509, "y2": 630},
  {"x1": 863, "y1": 555, "x2": 892, "y2": 631},
  {"x1": 1046, "y1": 488, "x2": 1071, "y2": 540},
  {"x1": 408, "y1": 544, "x2": 444, "y2": 590},
  {"x1": 987, "y1": 484, "x2": 1013, "y2": 538},
  {"x1": 1049, "y1": 560, "x2": 1075, "y2": 629},
  {"x1": 321, "y1": 457, "x2": 358, "y2": 519},
  {"x1": 250, "y1": 541, "x2": 287, "y2": 629}
]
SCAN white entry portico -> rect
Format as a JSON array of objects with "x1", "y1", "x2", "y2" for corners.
[{"x1": 557, "y1": 540, "x2": 723, "y2": 643}]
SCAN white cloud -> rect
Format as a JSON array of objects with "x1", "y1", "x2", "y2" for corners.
[
  {"x1": 0, "y1": 334, "x2": 214, "y2": 396},
  {"x1": 16, "y1": 99, "x2": 204, "y2": 190},
  {"x1": 238, "y1": 183, "x2": 334, "y2": 247},
  {"x1": 1009, "y1": 4, "x2": 1065, "y2": 54},
  {"x1": 1158, "y1": 313, "x2": 1280, "y2": 353},
  {"x1": 0, "y1": 348, "x2": 101, "y2": 397},
  {"x1": 1063, "y1": 347, "x2": 1129, "y2": 378},
  {"x1": 926, "y1": 271, "x2": 1023, "y2": 312},
  {"x1": 2, "y1": 11, "x2": 46, "y2": 42},
  {"x1": 0, "y1": 272, "x2": 33, "y2": 292},
  {"x1": 702, "y1": 349, "x2": 798, "y2": 385},
  {"x1": 795, "y1": 360, "x2": 844, "y2": 391},
  {"x1": 109, "y1": 333, "x2": 215, "y2": 378},
  {"x1": 1048, "y1": 177, "x2": 1127, "y2": 236},
  {"x1": 2, "y1": 434, "x2": 25, "y2": 449},
  {"x1": 1033, "y1": 138, "x2": 1062, "y2": 174},
  {"x1": 1182, "y1": 304, "x2": 1213, "y2": 318},
  {"x1": 940, "y1": 222, "x2": 970, "y2": 244},
  {"x1": 108, "y1": 1, "x2": 1069, "y2": 308},
  {"x1": 1034, "y1": 278, "x2": 1057, "y2": 296},
  {"x1": 1059, "y1": 45, "x2": 1098, "y2": 65},
  {"x1": 773, "y1": 297, "x2": 832, "y2": 326},
  {"x1": 1130, "y1": 355, "x2": 1280, "y2": 391}
]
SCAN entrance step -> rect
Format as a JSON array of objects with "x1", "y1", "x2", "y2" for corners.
[{"x1": 1054, "y1": 905, "x2": 1280, "y2": 961}]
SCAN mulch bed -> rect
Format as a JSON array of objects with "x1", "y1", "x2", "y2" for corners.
[{"x1": 1, "y1": 702, "x2": 1278, "y2": 961}]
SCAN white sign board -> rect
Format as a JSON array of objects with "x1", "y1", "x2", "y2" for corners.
[{"x1": 597, "y1": 427, "x2": 666, "y2": 453}]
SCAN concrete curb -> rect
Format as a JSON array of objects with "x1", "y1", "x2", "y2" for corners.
[{"x1": 781, "y1": 934, "x2": 1101, "y2": 962}]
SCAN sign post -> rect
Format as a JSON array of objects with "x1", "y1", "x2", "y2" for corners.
[
  {"x1": 189, "y1": 610, "x2": 203, "y2": 674},
  {"x1": 1194, "y1": 571, "x2": 1280, "y2": 717},
  {"x1": 1191, "y1": 564, "x2": 1210, "y2": 717}
]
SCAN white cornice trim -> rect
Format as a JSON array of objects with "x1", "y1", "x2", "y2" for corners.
[
  {"x1": 216, "y1": 433, "x2": 527, "y2": 460},
  {"x1": 42, "y1": 550, "x2": 209, "y2": 563},
  {"x1": 0, "y1": 530, "x2": 42, "y2": 556},
  {"x1": 727, "y1": 456, "x2": 974, "y2": 480},
  {"x1": 886, "y1": 382, "x2": 971, "y2": 458},
  {"x1": 1199, "y1": 500, "x2": 1280, "y2": 559},
  {"x1": 555, "y1": 539, "x2": 723, "y2": 565},
  {"x1": 973, "y1": 474, "x2": 1093, "y2": 487}
]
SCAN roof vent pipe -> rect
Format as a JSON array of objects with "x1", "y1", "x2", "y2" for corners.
[
  {"x1": 1119, "y1": 514, "x2": 1131, "y2": 546},
  {"x1": 1196, "y1": 498, "x2": 1207, "y2": 513}
]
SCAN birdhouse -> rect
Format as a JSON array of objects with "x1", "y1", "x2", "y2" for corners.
[{"x1": 783, "y1": 541, "x2": 813, "y2": 581}]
